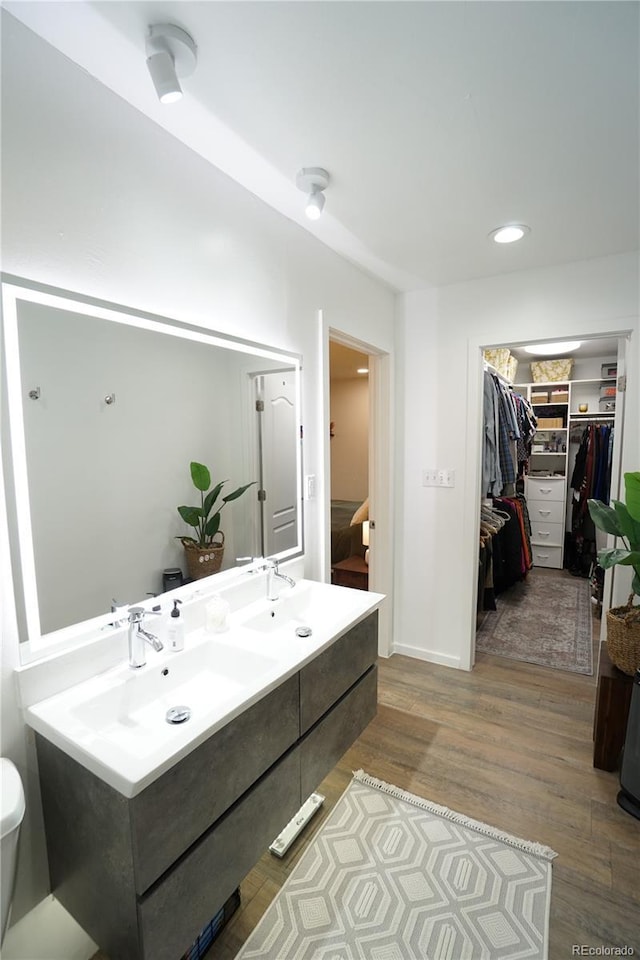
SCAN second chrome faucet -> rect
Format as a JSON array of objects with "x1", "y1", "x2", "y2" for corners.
[{"x1": 265, "y1": 557, "x2": 296, "y2": 601}]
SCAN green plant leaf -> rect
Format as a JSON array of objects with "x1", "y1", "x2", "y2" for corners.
[
  {"x1": 203, "y1": 482, "x2": 226, "y2": 518},
  {"x1": 613, "y1": 501, "x2": 640, "y2": 550},
  {"x1": 625, "y1": 471, "x2": 640, "y2": 523},
  {"x1": 190, "y1": 461, "x2": 211, "y2": 492},
  {"x1": 588, "y1": 499, "x2": 623, "y2": 537},
  {"x1": 222, "y1": 481, "x2": 257, "y2": 503},
  {"x1": 597, "y1": 548, "x2": 640, "y2": 569},
  {"x1": 177, "y1": 505, "x2": 202, "y2": 527},
  {"x1": 205, "y1": 513, "x2": 221, "y2": 539}
]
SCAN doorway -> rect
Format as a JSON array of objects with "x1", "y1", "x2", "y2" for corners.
[
  {"x1": 328, "y1": 341, "x2": 370, "y2": 590},
  {"x1": 324, "y1": 326, "x2": 393, "y2": 658},
  {"x1": 473, "y1": 333, "x2": 627, "y2": 675}
]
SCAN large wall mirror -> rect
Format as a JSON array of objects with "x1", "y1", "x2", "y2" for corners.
[{"x1": 1, "y1": 277, "x2": 303, "y2": 660}]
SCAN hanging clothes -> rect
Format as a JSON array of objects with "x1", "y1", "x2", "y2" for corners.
[
  {"x1": 491, "y1": 494, "x2": 533, "y2": 593},
  {"x1": 568, "y1": 422, "x2": 614, "y2": 577},
  {"x1": 482, "y1": 370, "x2": 536, "y2": 497}
]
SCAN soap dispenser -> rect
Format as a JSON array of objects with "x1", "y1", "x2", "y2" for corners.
[{"x1": 167, "y1": 599, "x2": 184, "y2": 652}]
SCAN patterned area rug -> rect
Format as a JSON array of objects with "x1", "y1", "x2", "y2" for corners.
[
  {"x1": 476, "y1": 568, "x2": 593, "y2": 675},
  {"x1": 236, "y1": 771, "x2": 557, "y2": 960}
]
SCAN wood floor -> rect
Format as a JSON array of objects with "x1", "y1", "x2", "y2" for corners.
[
  {"x1": 91, "y1": 645, "x2": 640, "y2": 959},
  {"x1": 206, "y1": 650, "x2": 640, "y2": 960}
]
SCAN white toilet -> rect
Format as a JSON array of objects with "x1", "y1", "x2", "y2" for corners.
[{"x1": 1, "y1": 758, "x2": 25, "y2": 945}]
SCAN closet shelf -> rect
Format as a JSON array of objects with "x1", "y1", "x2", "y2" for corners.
[{"x1": 570, "y1": 412, "x2": 615, "y2": 419}]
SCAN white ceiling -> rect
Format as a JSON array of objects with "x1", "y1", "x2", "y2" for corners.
[{"x1": 2, "y1": 1, "x2": 639, "y2": 295}]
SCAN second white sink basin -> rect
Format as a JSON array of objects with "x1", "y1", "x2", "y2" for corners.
[{"x1": 239, "y1": 579, "x2": 360, "y2": 636}]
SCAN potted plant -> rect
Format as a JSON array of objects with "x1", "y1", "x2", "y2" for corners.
[
  {"x1": 588, "y1": 471, "x2": 640, "y2": 675},
  {"x1": 177, "y1": 461, "x2": 256, "y2": 580}
]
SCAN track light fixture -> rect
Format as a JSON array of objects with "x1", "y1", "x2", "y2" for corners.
[
  {"x1": 296, "y1": 168, "x2": 330, "y2": 221},
  {"x1": 146, "y1": 24, "x2": 197, "y2": 104}
]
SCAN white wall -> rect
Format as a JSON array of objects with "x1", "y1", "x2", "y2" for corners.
[
  {"x1": 0, "y1": 14, "x2": 396, "y2": 929},
  {"x1": 330, "y1": 378, "x2": 369, "y2": 501},
  {"x1": 396, "y1": 252, "x2": 639, "y2": 669}
]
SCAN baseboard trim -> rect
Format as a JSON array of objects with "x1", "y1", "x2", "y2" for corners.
[{"x1": 392, "y1": 642, "x2": 462, "y2": 669}]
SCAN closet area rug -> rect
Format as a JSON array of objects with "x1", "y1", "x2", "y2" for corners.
[
  {"x1": 235, "y1": 771, "x2": 557, "y2": 960},
  {"x1": 476, "y1": 567, "x2": 593, "y2": 675}
]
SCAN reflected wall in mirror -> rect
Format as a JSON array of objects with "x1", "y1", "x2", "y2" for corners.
[{"x1": 1, "y1": 278, "x2": 302, "y2": 654}]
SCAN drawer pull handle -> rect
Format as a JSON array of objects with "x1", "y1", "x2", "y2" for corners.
[
  {"x1": 537, "y1": 553, "x2": 550, "y2": 559},
  {"x1": 540, "y1": 487, "x2": 552, "y2": 494},
  {"x1": 538, "y1": 532, "x2": 550, "y2": 537},
  {"x1": 539, "y1": 510, "x2": 551, "y2": 516}
]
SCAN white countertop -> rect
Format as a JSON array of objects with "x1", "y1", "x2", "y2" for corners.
[{"x1": 24, "y1": 579, "x2": 384, "y2": 798}]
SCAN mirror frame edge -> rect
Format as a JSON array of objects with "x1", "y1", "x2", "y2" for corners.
[{"x1": 1, "y1": 273, "x2": 304, "y2": 665}]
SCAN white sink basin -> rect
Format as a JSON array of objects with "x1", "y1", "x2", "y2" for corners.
[
  {"x1": 71, "y1": 643, "x2": 277, "y2": 734},
  {"x1": 238, "y1": 579, "x2": 360, "y2": 636}
]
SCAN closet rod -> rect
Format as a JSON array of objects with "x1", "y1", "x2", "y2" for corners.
[{"x1": 483, "y1": 361, "x2": 512, "y2": 388}]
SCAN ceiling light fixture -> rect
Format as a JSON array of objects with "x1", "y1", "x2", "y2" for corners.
[
  {"x1": 490, "y1": 224, "x2": 530, "y2": 244},
  {"x1": 523, "y1": 341, "x2": 583, "y2": 356},
  {"x1": 296, "y1": 168, "x2": 330, "y2": 221},
  {"x1": 146, "y1": 24, "x2": 197, "y2": 104}
]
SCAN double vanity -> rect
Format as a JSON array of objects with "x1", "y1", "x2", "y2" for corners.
[{"x1": 20, "y1": 574, "x2": 384, "y2": 960}]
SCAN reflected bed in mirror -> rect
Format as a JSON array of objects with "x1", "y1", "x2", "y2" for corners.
[{"x1": 1, "y1": 276, "x2": 302, "y2": 661}]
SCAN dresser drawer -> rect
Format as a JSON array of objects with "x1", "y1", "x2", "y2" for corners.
[
  {"x1": 528, "y1": 499, "x2": 564, "y2": 525},
  {"x1": 526, "y1": 477, "x2": 565, "y2": 502},
  {"x1": 138, "y1": 749, "x2": 301, "y2": 960},
  {"x1": 531, "y1": 544, "x2": 563, "y2": 569},
  {"x1": 530, "y1": 520, "x2": 564, "y2": 546},
  {"x1": 300, "y1": 612, "x2": 378, "y2": 734}
]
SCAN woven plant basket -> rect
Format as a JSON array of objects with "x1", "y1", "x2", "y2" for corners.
[
  {"x1": 606, "y1": 595, "x2": 640, "y2": 676},
  {"x1": 183, "y1": 532, "x2": 225, "y2": 580}
]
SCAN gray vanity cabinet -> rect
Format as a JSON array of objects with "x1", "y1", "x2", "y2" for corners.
[
  {"x1": 34, "y1": 611, "x2": 378, "y2": 960},
  {"x1": 130, "y1": 674, "x2": 299, "y2": 892},
  {"x1": 299, "y1": 612, "x2": 378, "y2": 733}
]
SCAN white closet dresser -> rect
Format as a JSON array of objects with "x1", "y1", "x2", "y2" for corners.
[{"x1": 525, "y1": 475, "x2": 566, "y2": 568}]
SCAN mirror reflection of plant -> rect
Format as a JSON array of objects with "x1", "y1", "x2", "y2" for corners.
[
  {"x1": 177, "y1": 461, "x2": 256, "y2": 548},
  {"x1": 588, "y1": 471, "x2": 640, "y2": 615}
]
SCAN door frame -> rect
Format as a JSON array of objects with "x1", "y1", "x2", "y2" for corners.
[
  {"x1": 468, "y1": 331, "x2": 633, "y2": 669},
  {"x1": 322, "y1": 322, "x2": 393, "y2": 658}
]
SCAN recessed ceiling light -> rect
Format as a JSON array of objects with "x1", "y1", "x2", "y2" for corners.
[
  {"x1": 490, "y1": 224, "x2": 530, "y2": 244},
  {"x1": 357, "y1": 367, "x2": 369, "y2": 375},
  {"x1": 524, "y1": 341, "x2": 582, "y2": 356}
]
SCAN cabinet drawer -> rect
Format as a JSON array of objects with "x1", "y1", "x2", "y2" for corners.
[
  {"x1": 526, "y1": 478, "x2": 565, "y2": 501},
  {"x1": 528, "y1": 499, "x2": 564, "y2": 524},
  {"x1": 138, "y1": 748, "x2": 301, "y2": 960},
  {"x1": 530, "y1": 520, "x2": 564, "y2": 546},
  {"x1": 531, "y1": 544, "x2": 563, "y2": 569},
  {"x1": 300, "y1": 612, "x2": 378, "y2": 734},
  {"x1": 300, "y1": 666, "x2": 377, "y2": 799},
  {"x1": 131, "y1": 674, "x2": 299, "y2": 892}
]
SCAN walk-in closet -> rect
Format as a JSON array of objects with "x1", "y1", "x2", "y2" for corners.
[{"x1": 476, "y1": 337, "x2": 624, "y2": 678}]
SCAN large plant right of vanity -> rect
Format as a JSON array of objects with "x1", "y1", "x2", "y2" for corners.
[{"x1": 588, "y1": 471, "x2": 640, "y2": 675}]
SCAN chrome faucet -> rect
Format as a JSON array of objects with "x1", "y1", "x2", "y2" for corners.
[
  {"x1": 265, "y1": 557, "x2": 296, "y2": 601},
  {"x1": 128, "y1": 606, "x2": 163, "y2": 669}
]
